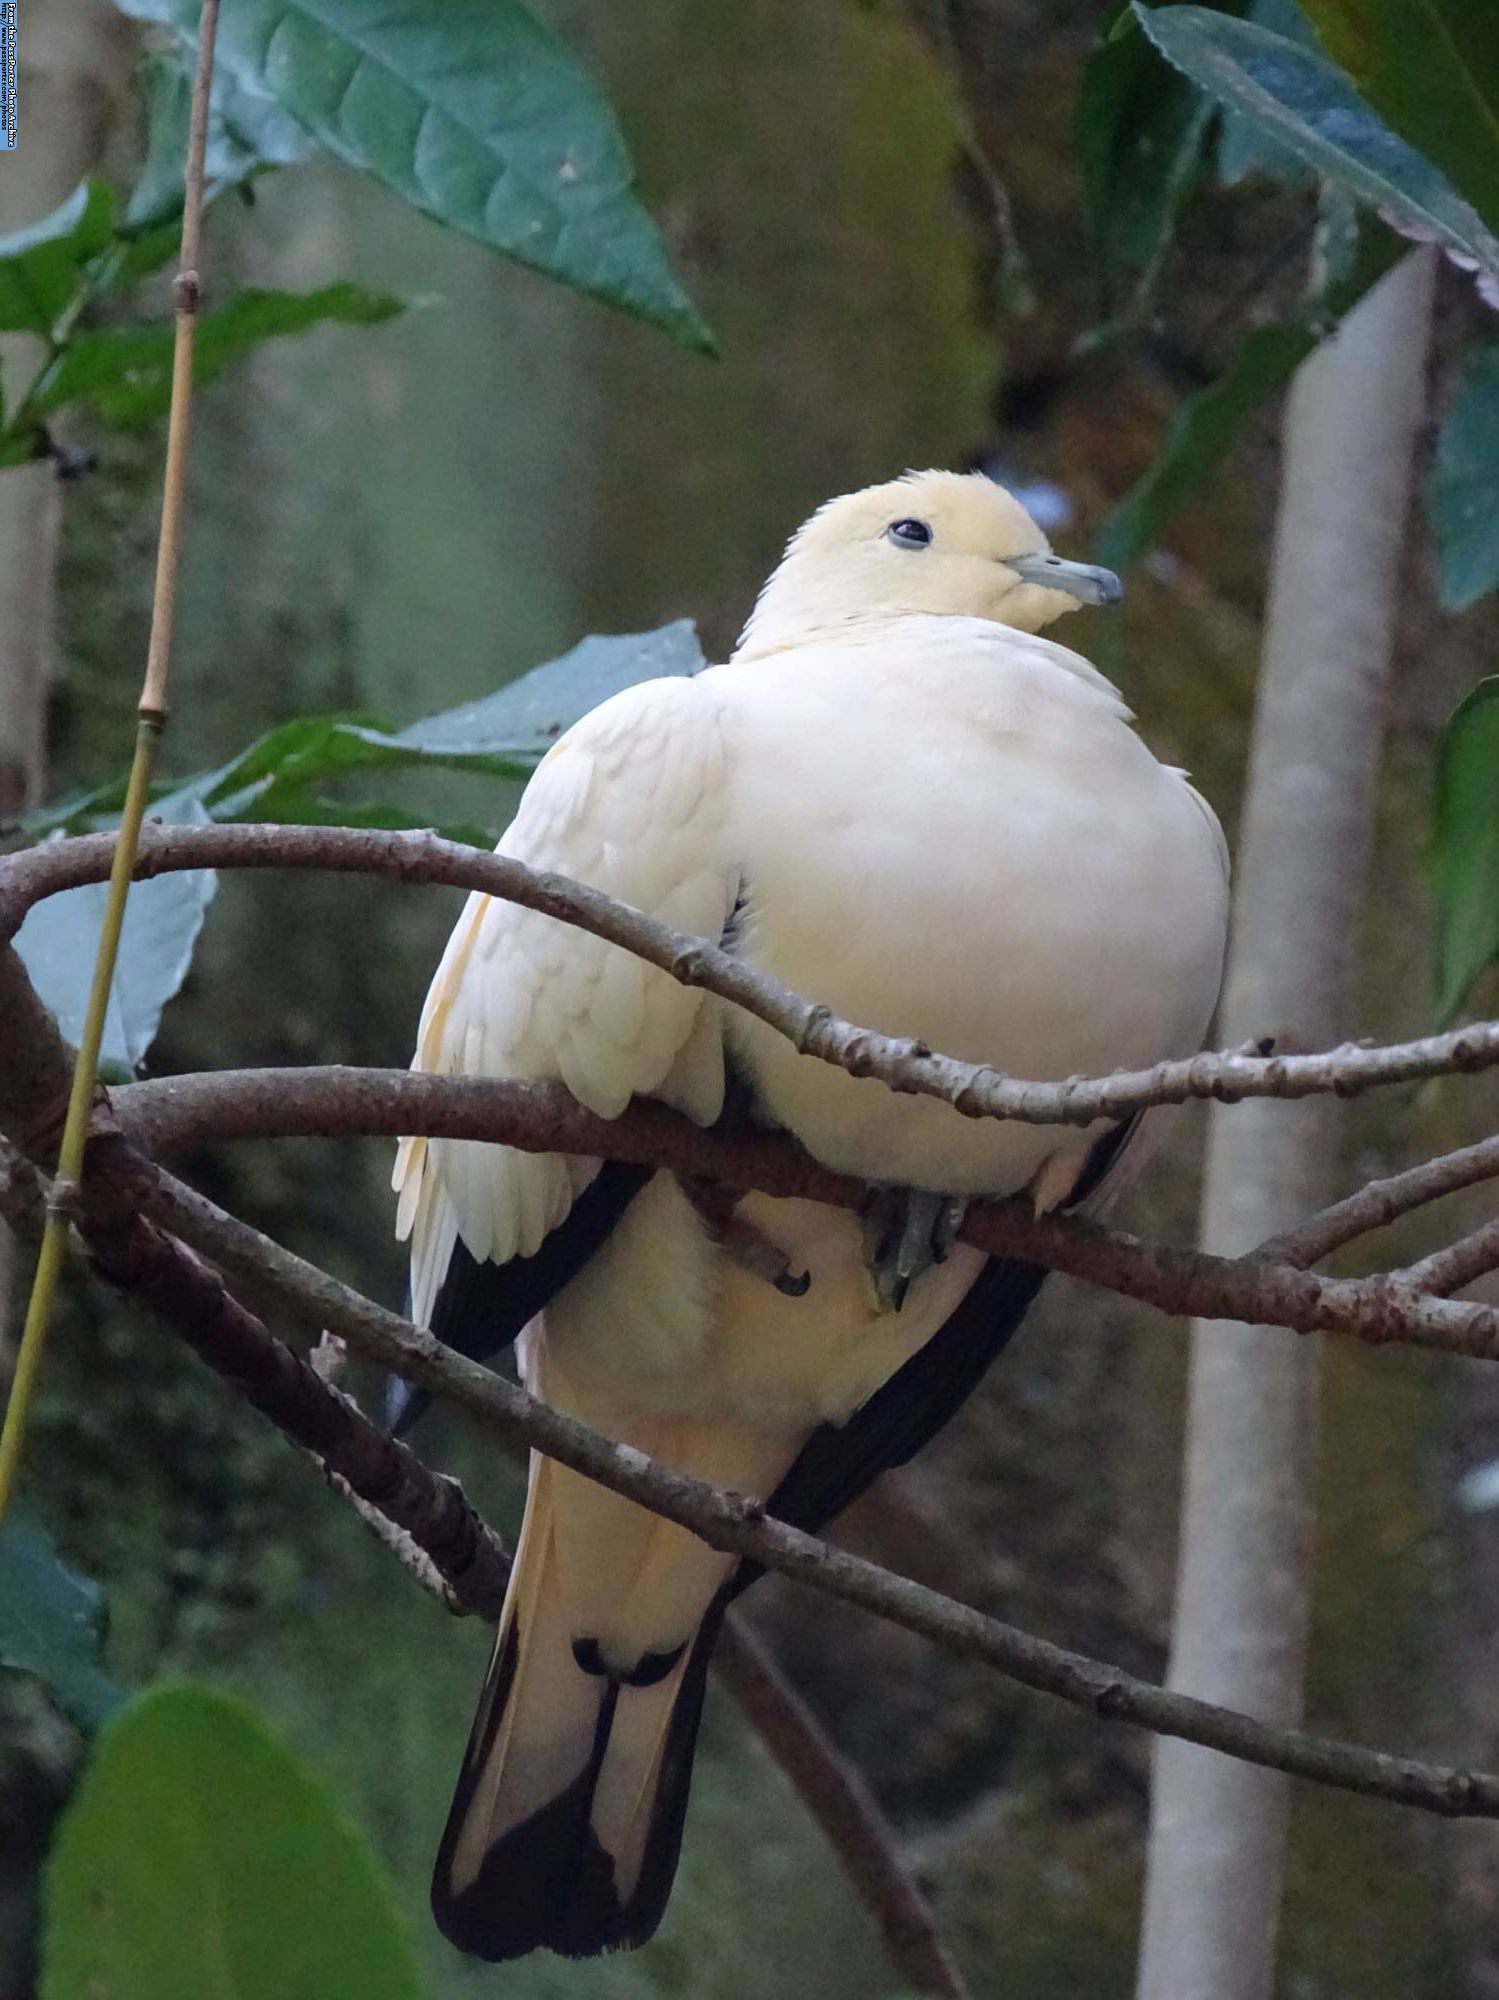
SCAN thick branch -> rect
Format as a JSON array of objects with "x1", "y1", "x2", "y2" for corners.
[
  {"x1": 0, "y1": 1144, "x2": 965, "y2": 1998},
  {"x1": 0, "y1": 1129, "x2": 510, "y2": 1619},
  {"x1": 111, "y1": 1065, "x2": 1499, "y2": 1363},
  {"x1": 4, "y1": 822, "x2": 1498, "y2": 1127},
  {"x1": 125, "y1": 1165, "x2": 1499, "y2": 1824}
]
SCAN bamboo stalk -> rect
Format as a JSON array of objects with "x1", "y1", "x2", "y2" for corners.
[{"x1": 0, "y1": 0, "x2": 221, "y2": 1523}]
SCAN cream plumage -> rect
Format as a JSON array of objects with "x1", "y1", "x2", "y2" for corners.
[{"x1": 395, "y1": 471, "x2": 1229, "y2": 1960}]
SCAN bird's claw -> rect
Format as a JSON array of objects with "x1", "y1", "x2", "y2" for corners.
[{"x1": 866, "y1": 1189, "x2": 968, "y2": 1314}]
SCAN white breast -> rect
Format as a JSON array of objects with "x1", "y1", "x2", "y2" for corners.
[{"x1": 704, "y1": 621, "x2": 1227, "y2": 1196}]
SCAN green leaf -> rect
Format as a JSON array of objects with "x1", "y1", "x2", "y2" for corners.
[
  {"x1": 1076, "y1": 5, "x2": 1225, "y2": 320},
  {"x1": 0, "y1": 1513, "x2": 124, "y2": 1733},
  {"x1": 0, "y1": 180, "x2": 116, "y2": 338},
  {"x1": 16, "y1": 620, "x2": 706, "y2": 840},
  {"x1": 1096, "y1": 212, "x2": 1397, "y2": 569},
  {"x1": 1135, "y1": 4, "x2": 1499, "y2": 298},
  {"x1": 29, "y1": 282, "x2": 405, "y2": 428},
  {"x1": 1296, "y1": 0, "x2": 1499, "y2": 239},
  {"x1": 116, "y1": 0, "x2": 714, "y2": 352},
  {"x1": 12, "y1": 800, "x2": 217, "y2": 1070},
  {"x1": 41, "y1": 1683, "x2": 425, "y2": 2000},
  {"x1": 1427, "y1": 340, "x2": 1499, "y2": 613},
  {"x1": 125, "y1": 52, "x2": 312, "y2": 236},
  {"x1": 1217, "y1": 0, "x2": 1318, "y2": 186},
  {"x1": 1432, "y1": 677, "x2": 1499, "y2": 1024},
  {"x1": 391, "y1": 618, "x2": 707, "y2": 757}
]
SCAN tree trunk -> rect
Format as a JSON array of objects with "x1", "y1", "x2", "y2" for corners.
[{"x1": 1134, "y1": 247, "x2": 1437, "y2": 2000}]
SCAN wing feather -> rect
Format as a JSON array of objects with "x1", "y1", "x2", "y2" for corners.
[{"x1": 396, "y1": 675, "x2": 734, "y2": 1346}]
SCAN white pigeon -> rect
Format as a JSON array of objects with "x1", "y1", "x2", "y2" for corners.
[{"x1": 394, "y1": 471, "x2": 1229, "y2": 1960}]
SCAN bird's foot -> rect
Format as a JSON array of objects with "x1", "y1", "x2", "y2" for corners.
[
  {"x1": 865, "y1": 1189, "x2": 968, "y2": 1313},
  {"x1": 680, "y1": 1176, "x2": 811, "y2": 1297}
]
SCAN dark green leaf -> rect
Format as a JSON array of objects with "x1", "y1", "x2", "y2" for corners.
[
  {"x1": 0, "y1": 1512, "x2": 124, "y2": 1733},
  {"x1": 1096, "y1": 205, "x2": 1397, "y2": 568},
  {"x1": 12, "y1": 801, "x2": 217, "y2": 1069},
  {"x1": 1135, "y1": 3, "x2": 1499, "y2": 297},
  {"x1": 1077, "y1": 6, "x2": 1224, "y2": 320},
  {"x1": 125, "y1": 52, "x2": 311, "y2": 235},
  {"x1": 1296, "y1": 0, "x2": 1499, "y2": 239},
  {"x1": 1432, "y1": 677, "x2": 1499, "y2": 1024},
  {"x1": 116, "y1": 0, "x2": 713, "y2": 352},
  {"x1": 0, "y1": 180, "x2": 116, "y2": 338},
  {"x1": 1098, "y1": 322, "x2": 1315, "y2": 571},
  {"x1": 1218, "y1": 0, "x2": 1318, "y2": 186},
  {"x1": 42, "y1": 1683, "x2": 425, "y2": 1999},
  {"x1": 1428, "y1": 341, "x2": 1499, "y2": 613},
  {"x1": 29, "y1": 282, "x2": 405, "y2": 427}
]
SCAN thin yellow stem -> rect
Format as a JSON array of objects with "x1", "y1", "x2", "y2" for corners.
[{"x1": 0, "y1": 0, "x2": 220, "y2": 1525}]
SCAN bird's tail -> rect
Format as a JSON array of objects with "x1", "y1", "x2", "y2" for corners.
[{"x1": 431, "y1": 1453, "x2": 728, "y2": 1961}]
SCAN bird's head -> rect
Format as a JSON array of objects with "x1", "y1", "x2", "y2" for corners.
[{"x1": 735, "y1": 470, "x2": 1123, "y2": 659}]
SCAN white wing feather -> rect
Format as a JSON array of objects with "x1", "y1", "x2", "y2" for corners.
[{"x1": 394, "y1": 675, "x2": 733, "y2": 1327}]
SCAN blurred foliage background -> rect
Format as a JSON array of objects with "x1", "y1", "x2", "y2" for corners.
[{"x1": 4, "y1": 0, "x2": 1499, "y2": 1994}]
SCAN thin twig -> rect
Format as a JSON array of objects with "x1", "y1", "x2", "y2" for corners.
[
  {"x1": 1259, "y1": 1136, "x2": 1499, "y2": 1270},
  {"x1": 4, "y1": 821, "x2": 1499, "y2": 1128}
]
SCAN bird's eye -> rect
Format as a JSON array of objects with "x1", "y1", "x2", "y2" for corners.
[{"x1": 885, "y1": 517, "x2": 933, "y2": 550}]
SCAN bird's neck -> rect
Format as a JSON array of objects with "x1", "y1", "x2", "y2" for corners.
[{"x1": 730, "y1": 611, "x2": 1130, "y2": 716}]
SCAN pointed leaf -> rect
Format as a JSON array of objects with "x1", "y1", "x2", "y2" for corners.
[
  {"x1": 41, "y1": 1683, "x2": 425, "y2": 2000},
  {"x1": 392, "y1": 618, "x2": 706, "y2": 756},
  {"x1": 115, "y1": 0, "x2": 713, "y2": 351},
  {"x1": 1431, "y1": 677, "x2": 1499, "y2": 1024},
  {"x1": 1097, "y1": 212, "x2": 1397, "y2": 568},
  {"x1": 30, "y1": 282, "x2": 405, "y2": 428},
  {"x1": 0, "y1": 180, "x2": 116, "y2": 338},
  {"x1": 1217, "y1": 0, "x2": 1318, "y2": 186},
  {"x1": 1427, "y1": 339, "x2": 1499, "y2": 613},
  {"x1": 16, "y1": 623, "x2": 706, "y2": 842},
  {"x1": 1077, "y1": 5, "x2": 1226, "y2": 320},
  {"x1": 1296, "y1": 0, "x2": 1499, "y2": 238},
  {"x1": 12, "y1": 801, "x2": 217, "y2": 1070},
  {"x1": 1135, "y1": 4, "x2": 1499, "y2": 299},
  {"x1": 0, "y1": 1513, "x2": 124, "y2": 1733}
]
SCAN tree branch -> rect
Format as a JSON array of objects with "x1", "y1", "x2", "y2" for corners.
[
  {"x1": 109, "y1": 1064, "x2": 1499, "y2": 1363},
  {"x1": 0, "y1": 1127, "x2": 512, "y2": 1619},
  {"x1": 4, "y1": 821, "x2": 1498, "y2": 1127},
  {"x1": 1257, "y1": 1136, "x2": 1499, "y2": 1271},
  {"x1": 113, "y1": 1163, "x2": 1499, "y2": 1825},
  {"x1": 1399, "y1": 1219, "x2": 1499, "y2": 1301}
]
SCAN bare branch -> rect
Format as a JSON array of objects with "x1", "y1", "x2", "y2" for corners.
[
  {"x1": 0, "y1": 1128, "x2": 511, "y2": 1620},
  {"x1": 123, "y1": 1165, "x2": 1499, "y2": 1824},
  {"x1": 1258, "y1": 1136, "x2": 1499, "y2": 1271},
  {"x1": 110, "y1": 1064, "x2": 1499, "y2": 1363},
  {"x1": 4, "y1": 821, "x2": 1499, "y2": 1128},
  {"x1": 1399, "y1": 1220, "x2": 1499, "y2": 1301}
]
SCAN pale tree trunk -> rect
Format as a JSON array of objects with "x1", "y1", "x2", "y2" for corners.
[
  {"x1": 1135, "y1": 247, "x2": 1437, "y2": 2000},
  {"x1": 0, "y1": 0, "x2": 130, "y2": 1358}
]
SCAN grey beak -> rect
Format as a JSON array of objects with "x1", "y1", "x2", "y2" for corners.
[{"x1": 1008, "y1": 552, "x2": 1125, "y2": 607}]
